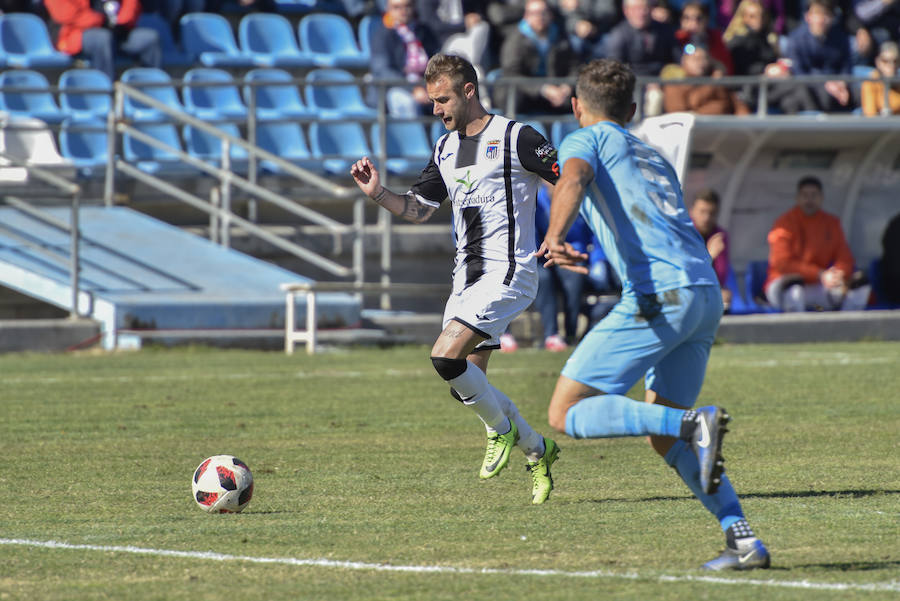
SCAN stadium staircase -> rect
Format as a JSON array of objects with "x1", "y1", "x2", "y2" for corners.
[{"x1": 0, "y1": 205, "x2": 363, "y2": 350}]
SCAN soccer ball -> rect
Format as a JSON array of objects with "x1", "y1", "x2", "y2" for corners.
[{"x1": 191, "y1": 455, "x2": 254, "y2": 513}]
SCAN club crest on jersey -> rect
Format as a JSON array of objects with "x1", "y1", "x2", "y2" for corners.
[{"x1": 485, "y1": 139, "x2": 501, "y2": 161}]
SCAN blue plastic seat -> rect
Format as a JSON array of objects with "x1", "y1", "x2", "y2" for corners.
[
  {"x1": 59, "y1": 69, "x2": 112, "y2": 118},
  {"x1": 59, "y1": 116, "x2": 109, "y2": 178},
  {"x1": 0, "y1": 70, "x2": 66, "y2": 123},
  {"x1": 370, "y1": 121, "x2": 431, "y2": 177},
  {"x1": 243, "y1": 68, "x2": 315, "y2": 121},
  {"x1": 183, "y1": 123, "x2": 249, "y2": 173},
  {"x1": 550, "y1": 119, "x2": 580, "y2": 147},
  {"x1": 255, "y1": 121, "x2": 319, "y2": 173},
  {"x1": 0, "y1": 13, "x2": 72, "y2": 69},
  {"x1": 238, "y1": 13, "x2": 314, "y2": 68},
  {"x1": 357, "y1": 14, "x2": 380, "y2": 60},
  {"x1": 271, "y1": 0, "x2": 318, "y2": 13},
  {"x1": 120, "y1": 67, "x2": 185, "y2": 121},
  {"x1": 182, "y1": 68, "x2": 247, "y2": 121},
  {"x1": 298, "y1": 13, "x2": 367, "y2": 69},
  {"x1": 308, "y1": 121, "x2": 371, "y2": 175},
  {"x1": 180, "y1": 13, "x2": 255, "y2": 68},
  {"x1": 122, "y1": 122, "x2": 197, "y2": 175},
  {"x1": 430, "y1": 120, "x2": 449, "y2": 145},
  {"x1": 743, "y1": 260, "x2": 780, "y2": 313},
  {"x1": 304, "y1": 68, "x2": 375, "y2": 120},
  {"x1": 137, "y1": 13, "x2": 191, "y2": 67}
]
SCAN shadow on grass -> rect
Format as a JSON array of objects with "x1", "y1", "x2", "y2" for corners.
[
  {"x1": 791, "y1": 559, "x2": 900, "y2": 572},
  {"x1": 590, "y1": 488, "x2": 900, "y2": 504}
]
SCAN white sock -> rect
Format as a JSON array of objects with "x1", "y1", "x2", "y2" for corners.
[
  {"x1": 447, "y1": 361, "x2": 511, "y2": 434},
  {"x1": 490, "y1": 385, "x2": 545, "y2": 461}
]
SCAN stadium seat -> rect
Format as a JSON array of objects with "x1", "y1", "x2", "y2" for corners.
[
  {"x1": 370, "y1": 121, "x2": 431, "y2": 177},
  {"x1": 743, "y1": 260, "x2": 780, "y2": 312},
  {"x1": 357, "y1": 14, "x2": 380, "y2": 61},
  {"x1": 120, "y1": 67, "x2": 185, "y2": 121},
  {"x1": 122, "y1": 122, "x2": 197, "y2": 175},
  {"x1": 304, "y1": 67, "x2": 375, "y2": 120},
  {"x1": 58, "y1": 116, "x2": 109, "y2": 178},
  {"x1": 136, "y1": 13, "x2": 191, "y2": 67},
  {"x1": 0, "y1": 70, "x2": 66, "y2": 124},
  {"x1": 182, "y1": 68, "x2": 247, "y2": 121},
  {"x1": 298, "y1": 13, "x2": 367, "y2": 69},
  {"x1": 0, "y1": 114, "x2": 72, "y2": 170},
  {"x1": 270, "y1": 0, "x2": 317, "y2": 13},
  {"x1": 550, "y1": 119, "x2": 580, "y2": 147},
  {"x1": 254, "y1": 121, "x2": 319, "y2": 173},
  {"x1": 0, "y1": 13, "x2": 72, "y2": 69},
  {"x1": 183, "y1": 123, "x2": 249, "y2": 173},
  {"x1": 430, "y1": 120, "x2": 448, "y2": 145},
  {"x1": 58, "y1": 69, "x2": 112, "y2": 118},
  {"x1": 242, "y1": 68, "x2": 315, "y2": 121},
  {"x1": 238, "y1": 13, "x2": 314, "y2": 68},
  {"x1": 723, "y1": 265, "x2": 754, "y2": 315},
  {"x1": 308, "y1": 121, "x2": 371, "y2": 175},
  {"x1": 180, "y1": 13, "x2": 255, "y2": 68}
]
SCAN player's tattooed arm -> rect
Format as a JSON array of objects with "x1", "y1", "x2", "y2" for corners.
[{"x1": 371, "y1": 188, "x2": 438, "y2": 223}]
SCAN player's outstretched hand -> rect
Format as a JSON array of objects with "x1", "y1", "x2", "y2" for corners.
[
  {"x1": 350, "y1": 157, "x2": 380, "y2": 198},
  {"x1": 535, "y1": 239, "x2": 589, "y2": 274}
]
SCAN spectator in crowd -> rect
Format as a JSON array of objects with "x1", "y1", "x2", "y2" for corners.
[
  {"x1": 370, "y1": 0, "x2": 440, "y2": 115},
  {"x1": 485, "y1": 0, "x2": 527, "y2": 50},
  {"x1": 663, "y1": 41, "x2": 751, "y2": 114},
  {"x1": 664, "y1": 0, "x2": 717, "y2": 26},
  {"x1": 604, "y1": 0, "x2": 679, "y2": 114},
  {"x1": 604, "y1": 0, "x2": 679, "y2": 75},
  {"x1": 780, "y1": 0, "x2": 854, "y2": 113},
  {"x1": 719, "y1": 0, "x2": 787, "y2": 35},
  {"x1": 419, "y1": 0, "x2": 491, "y2": 76},
  {"x1": 498, "y1": 0, "x2": 579, "y2": 114},
  {"x1": 533, "y1": 182, "x2": 592, "y2": 351},
  {"x1": 861, "y1": 40, "x2": 900, "y2": 115},
  {"x1": 689, "y1": 188, "x2": 735, "y2": 312},
  {"x1": 765, "y1": 175, "x2": 870, "y2": 312},
  {"x1": 675, "y1": 0, "x2": 734, "y2": 74},
  {"x1": 551, "y1": 0, "x2": 620, "y2": 59},
  {"x1": 855, "y1": 0, "x2": 900, "y2": 48},
  {"x1": 44, "y1": 0, "x2": 161, "y2": 80},
  {"x1": 880, "y1": 212, "x2": 900, "y2": 304},
  {"x1": 724, "y1": 0, "x2": 780, "y2": 76}
]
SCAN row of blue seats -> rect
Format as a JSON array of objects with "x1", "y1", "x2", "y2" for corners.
[
  {"x1": 0, "y1": 11, "x2": 376, "y2": 70},
  {"x1": 0, "y1": 66, "x2": 375, "y2": 123},
  {"x1": 54, "y1": 118, "x2": 436, "y2": 178}
]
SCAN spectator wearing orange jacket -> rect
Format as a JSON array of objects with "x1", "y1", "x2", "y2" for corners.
[
  {"x1": 45, "y1": 0, "x2": 161, "y2": 79},
  {"x1": 764, "y1": 175, "x2": 870, "y2": 312}
]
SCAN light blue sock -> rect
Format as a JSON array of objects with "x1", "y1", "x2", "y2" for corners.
[
  {"x1": 664, "y1": 439, "x2": 744, "y2": 531},
  {"x1": 565, "y1": 394, "x2": 685, "y2": 439}
]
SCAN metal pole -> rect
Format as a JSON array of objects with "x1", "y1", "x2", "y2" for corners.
[
  {"x1": 69, "y1": 189, "x2": 81, "y2": 319},
  {"x1": 103, "y1": 92, "x2": 120, "y2": 206}
]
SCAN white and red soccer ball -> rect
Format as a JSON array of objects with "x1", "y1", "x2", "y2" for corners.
[{"x1": 192, "y1": 455, "x2": 254, "y2": 513}]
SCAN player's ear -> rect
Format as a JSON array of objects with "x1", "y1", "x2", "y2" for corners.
[{"x1": 464, "y1": 81, "x2": 476, "y2": 100}]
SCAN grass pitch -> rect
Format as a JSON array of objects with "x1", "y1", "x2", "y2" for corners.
[{"x1": 1, "y1": 342, "x2": 898, "y2": 600}]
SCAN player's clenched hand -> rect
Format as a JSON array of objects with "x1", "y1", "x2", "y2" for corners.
[
  {"x1": 535, "y1": 239, "x2": 589, "y2": 274},
  {"x1": 350, "y1": 157, "x2": 381, "y2": 198}
]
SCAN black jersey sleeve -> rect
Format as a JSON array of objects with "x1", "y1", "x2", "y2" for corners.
[
  {"x1": 517, "y1": 124, "x2": 560, "y2": 184},
  {"x1": 409, "y1": 156, "x2": 449, "y2": 205}
]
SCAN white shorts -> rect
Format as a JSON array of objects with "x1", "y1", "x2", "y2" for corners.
[{"x1": 442, "y1": 275, "x2": 535, "y2": 350}]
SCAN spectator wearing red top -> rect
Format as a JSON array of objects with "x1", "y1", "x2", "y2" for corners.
[
  {"x1": 675, "y1": 1, "x2": 734, "y2": 74},
  {"x1": 765, "y1": 175, "x2": 870, "y2": 312},
  {"x1": 45, "y1": 0, "x2": 161, "y2": 79}
]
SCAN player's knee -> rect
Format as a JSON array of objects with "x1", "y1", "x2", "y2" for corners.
[{"x1": 431, "y1": 356, "x2": 467, "y2": 381}]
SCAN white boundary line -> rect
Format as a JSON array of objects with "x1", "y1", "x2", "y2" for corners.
[{"x1": 2, "y1": 538, "x2": 897, "y2": 593}]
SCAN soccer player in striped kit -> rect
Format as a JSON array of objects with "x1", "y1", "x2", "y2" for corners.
[{"x1": 350, "y1": 53, "x2": 560, "y2": 504}]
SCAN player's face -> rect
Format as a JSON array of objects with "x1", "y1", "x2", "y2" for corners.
[
  {"x1": 428, "y1": 75, "x2": 468, "y2": 132},
  {"x1": 796, "y1": 184, "x2": 823, "y2": 216}
]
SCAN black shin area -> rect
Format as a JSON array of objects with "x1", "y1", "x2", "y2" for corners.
[{"x1": 431, "y1": 356, "x2": 467, "y2": 381}]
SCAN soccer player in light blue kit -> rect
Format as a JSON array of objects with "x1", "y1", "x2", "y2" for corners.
[{"x1": 536, "y1": 58, "x2": 770, "y2": 570}]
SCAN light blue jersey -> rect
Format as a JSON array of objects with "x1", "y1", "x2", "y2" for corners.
[{"x1": 558, "y1": 121, "x2": 717, "y2": 295}]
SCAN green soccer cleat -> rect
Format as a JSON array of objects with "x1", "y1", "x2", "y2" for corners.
[
  {"x1": 526, "y1": 438, "x2": 559, "y2": 504},
  {"x1": 479, "y1": 420, "x2": 519, "y2": 479}
]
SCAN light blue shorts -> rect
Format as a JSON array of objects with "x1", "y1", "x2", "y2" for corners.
[{"x1": 561, "y1": 285, "x2": 723, "y2": 408}]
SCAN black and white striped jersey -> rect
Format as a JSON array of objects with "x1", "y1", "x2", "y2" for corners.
[{"x1": 410, "y1": 115, "x2": 559, "y2": 295}]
